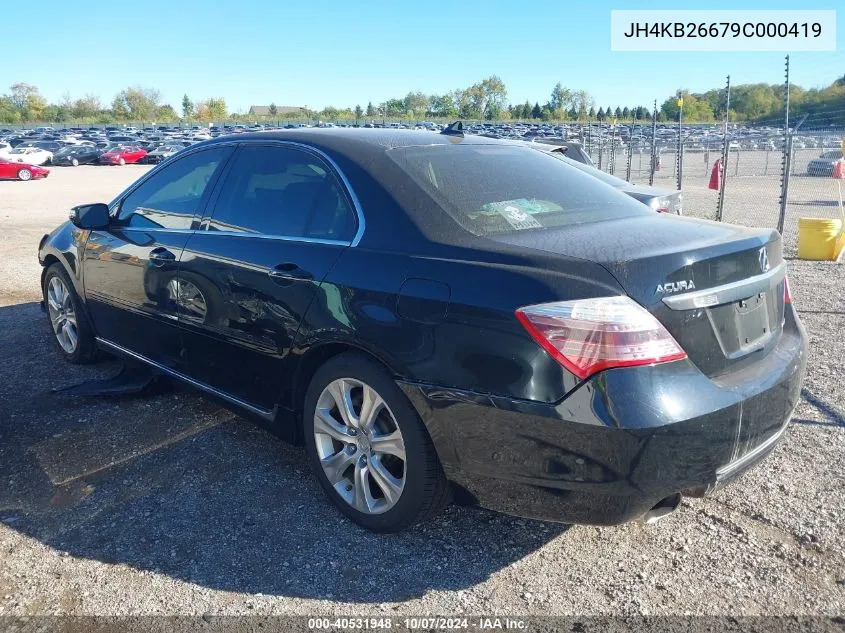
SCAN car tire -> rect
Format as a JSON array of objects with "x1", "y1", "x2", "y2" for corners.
[
  {"x1": 303, "y1": 352, "x2": 450, "y2": 533},
  {"x1": 42, "y1": 263, "x2": 98, "y2": 364},
  {"x1": 18, "y1": 168, "x2": 32, "y2": 181},
  {"x1": 71, "y1": 158, "x2": 79, "y2": 167},
  {"x1": 118, "y1": 158, "x2": 126, "y2": 166}
]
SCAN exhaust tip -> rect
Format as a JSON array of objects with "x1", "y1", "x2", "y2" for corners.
[{"x1": 643, "y1": 493, "x2": 682, "y2": 524}]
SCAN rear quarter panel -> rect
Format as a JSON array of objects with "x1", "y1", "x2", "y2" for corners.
[{"x1": 293, "y1": 243, "x2": 625, "y2": 406}]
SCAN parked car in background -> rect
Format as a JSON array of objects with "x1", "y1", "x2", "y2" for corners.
[
  {"x1": 0, "y1": 141, "x2": 12, "y2": 157},
  {"x1": 0, "y1": 157, "x2": 49, "y2": 180},
  {"x1": 807, "y1": 150, "x2": 844, "y2": 176},
  {"x1": 18, "y1": 140, "x2": 64, "y2": 154},
  {"x1": 4, "y1": 146, "x2": 53, "y2": 165},
  {"x1": 548, "y1": 151, "x2": 683, "y2": 214},
  {"x1": 38, "y1": 129, "x2": 806, "y2": 533},
  {"x1": 99, "y1": 145, "x2": 147, "y2": 165},
  {"x1": 51, "y1": 145, "x2": 104, "y2": 167},
  {"x1": 140, "y1": 143, "x2": 184, "y2": 164}
]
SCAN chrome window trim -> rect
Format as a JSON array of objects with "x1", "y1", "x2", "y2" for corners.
[
  {"x1": 119, "y1": 227, "x2": 195, "y2": 234},
  {"x1": 96, "y1": 337, "x2": 276, "y2": 421},
  {"x1": 662, "y1": 262, "x2": 786, "y2": 311},
  {"x1": 195, "y1": 230, "x2": 351, "y2": 247}
]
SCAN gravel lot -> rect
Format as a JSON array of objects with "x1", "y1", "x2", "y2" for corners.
[{"x1": 0, "y1": 166, "x2": 843, "y2": 620}]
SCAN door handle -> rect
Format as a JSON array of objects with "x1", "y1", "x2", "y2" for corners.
[
  {"x1": 149, "y1": 247, "x2": 176, "y2": 267},
  {"x1": 268, "y1": 263, "x2": 313, "y2": 282}
]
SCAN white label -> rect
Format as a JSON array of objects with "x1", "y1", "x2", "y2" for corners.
[{"x1": 610, "y1": 10, "x2": 836, "y2": 51}]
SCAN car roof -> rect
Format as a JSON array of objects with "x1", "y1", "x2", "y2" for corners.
[{"x1": 205, "y1": 127, "x2": 516, "y2": 157}]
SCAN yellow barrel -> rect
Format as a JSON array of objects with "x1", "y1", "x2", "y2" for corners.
[{"x1": 798, "y1": 217, "x2": 843, "y2": 261}]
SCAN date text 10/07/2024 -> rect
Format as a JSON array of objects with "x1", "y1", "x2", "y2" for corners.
[{"x1": 308, "y1": 617, "x2": 528, "y2": 630}]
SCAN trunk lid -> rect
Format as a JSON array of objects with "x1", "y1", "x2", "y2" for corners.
[{"x1": 491, "y1": 214, "x2": 786, "y2": 377}]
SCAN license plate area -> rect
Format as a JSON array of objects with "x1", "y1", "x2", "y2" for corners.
[{"x1": 706, "y1": 290, "x2": 781, "y2": 359}]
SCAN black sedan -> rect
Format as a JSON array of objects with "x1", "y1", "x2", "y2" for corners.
[
  {"x1": 140, "y1": 143, "x2": 185, "y2": 164},
  {"x1": 51, "y1": 145, "x2": 103, "y2": 166},
  {"x1": 37, "y1": 129, "x2": 807, "y2": 533}
]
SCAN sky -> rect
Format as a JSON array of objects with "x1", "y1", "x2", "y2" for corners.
[{"x1": 2, "y1": 0, "x2": 842, "y2": 113}]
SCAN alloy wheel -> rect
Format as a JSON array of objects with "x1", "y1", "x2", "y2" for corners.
[
  {"x1": 46, "y1": 276, "x2": 78, "y2": 354},
  {"x1": 313, "y1": 378, "x2": 406, "y2": 514},
  {"x1": 18, "y1": 169, "x2": 32, "y2": 181}
]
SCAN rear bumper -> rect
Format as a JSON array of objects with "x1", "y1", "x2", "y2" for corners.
[{"x1": 399, "y1": 307, "x2": 807, "y2": 525}]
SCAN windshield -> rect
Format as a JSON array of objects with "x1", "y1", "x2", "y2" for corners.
[{"x1": 387, "y1": 144, "x2": 648, "y2": 236}]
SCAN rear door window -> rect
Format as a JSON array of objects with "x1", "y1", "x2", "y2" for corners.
[{"x1": 205, "y1": 144, "x2": 357, "y2": 241}]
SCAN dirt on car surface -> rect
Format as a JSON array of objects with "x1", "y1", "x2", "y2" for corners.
[{"x1": 0, "y1": 166, "x2": 843, "y2": 618}]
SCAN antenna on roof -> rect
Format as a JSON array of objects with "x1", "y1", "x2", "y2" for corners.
[{"x1": 441, "y1": 120, "x2": 464, "y2": 136}]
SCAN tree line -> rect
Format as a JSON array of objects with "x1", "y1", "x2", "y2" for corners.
[{"x1": 1, "y1": 75, "x2": 843, "y2": 125}]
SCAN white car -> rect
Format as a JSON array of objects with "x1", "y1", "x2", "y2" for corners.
[
  {"x1": 0, "y1": 142, "x2": 13, "y2": 157},
  {"x1": 4, "y1": 147, "x2": 53, "y2": 165}
]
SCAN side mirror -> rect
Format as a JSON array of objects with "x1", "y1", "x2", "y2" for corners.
[{"x1": 69, "y1": 203, "x2": 110, "y2": 230}]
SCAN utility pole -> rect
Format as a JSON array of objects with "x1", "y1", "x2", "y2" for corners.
[
  {"x1": 677, "y1": 91, "x2": 684, "y2": 191},
  {"x1": 778, "y1": 55, "x2": 792, "y2": 234},
  {"x1": 717, "y1": 76, "x2": 731, "y2": 222},
  {"x1": 649, "y1": 100, "x2": 657, "y2": 186}
]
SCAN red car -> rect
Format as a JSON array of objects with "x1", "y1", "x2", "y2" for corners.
[
  {"x1": 0, "y1": 158, "x2": 50, "y2": 181},
  {"x1": 99, "y1": 146, "x2": 148, "y2": 166}
]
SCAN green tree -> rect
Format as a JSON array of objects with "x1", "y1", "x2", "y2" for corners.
[
  {"x1": 403, "y1": 91, "x2": 429, "y2": 116},
  {"x1": 112, "y1": 86, "x2": 161, "y2": 120},
  {"x1": 588, "y1": 106, "x2": 596, "y2": 118},
  {"x1": 531, "y1": 102, "x2": 541, "y2": 119},
  {"x1": 365, "y1": 101, "x2": 375, "y2": 117},
  {"x1": 206, "y1": 97, "x2": 227, "y2": 120},
  {"x1": 0, "y1": 96, "x2": 20, "y2": 123},
  {"x1": 549, "y1": 82, "x2": 572, "y2": 111},
  {"x1": 269, "y1": 103, "x2": 278, "y2": 116},
  {"x1": 111, "y1": 95, "x2": 129, "y2": 119},
  {"x1": 72, "y1": 94, "x2": 101, "y2": 119},
  {"x1": 432, "y1": 93, "x2": 457, "y2": 117},
  {"x1": 622, "y1": 106, "x2": 630, "y2": 119},
  {"x1": 615, "y1": 106, "x2": 622, "y2": 118},
  {"x1": 196, "y1": 97, "x2": 227, "y2": 121},
  {"x1": 597, "y1": 107, "x2": 605, "y2": 119},
  {"x1": 573, "y1": 90, "x2": 592, "y2": 119},
  {"x1": 181, "y1": 94, "x2": 193, "y2": 118},
  {"x1": 568, "y1": 106, "x2": 578, "y2": 120},
  {"x1": 156, "y1": 104, "x2": 178, "y2": 121},
  {"x1": 521, "y1": 100, "x2": 531, "y2": 119},
  {"x1": 9, "y1": 83, "x2": 38, "y2": 112},
  {"x1": 354, "y1": 104, "x2": 363, "y2": 121}
]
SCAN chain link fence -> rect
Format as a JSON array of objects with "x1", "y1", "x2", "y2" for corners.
[{"x1": 573, "y1": 116, "x2": 843, "y2": 257}]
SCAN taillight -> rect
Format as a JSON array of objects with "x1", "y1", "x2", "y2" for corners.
[
  {"x1": 515, "y1": 296, "x2": 687, "y2": 380},
  {"x1": 783, "y1": 275, "x2": 792, "y2": 304}
]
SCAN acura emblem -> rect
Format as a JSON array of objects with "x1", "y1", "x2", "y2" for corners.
[
  {"x1": 757, "y1": 246, "x2": 769, "y2": 272},
  {"x1": 759, "y1": 247, "x2": 770, "y2": 273}
]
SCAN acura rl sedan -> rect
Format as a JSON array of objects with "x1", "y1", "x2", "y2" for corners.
[{"x1": 38, "y1": 129, "x2": 807, "y2": 533}]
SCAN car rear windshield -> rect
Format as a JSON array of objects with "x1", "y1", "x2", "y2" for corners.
[{"x1": 386, "y1": 144, "x2": 649, "y2": 235}]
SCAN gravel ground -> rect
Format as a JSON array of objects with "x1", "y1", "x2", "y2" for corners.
[{"x1": 0, "y1": 166, "x2": 843, "y2": 619}]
